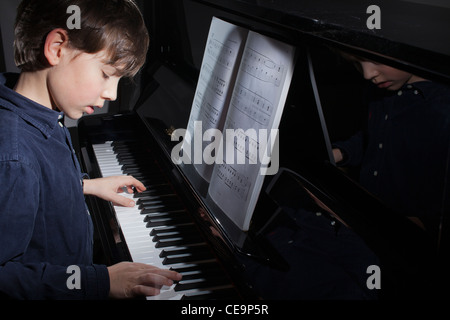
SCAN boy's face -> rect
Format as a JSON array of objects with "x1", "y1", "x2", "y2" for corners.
[
  {"x1": 356, "y1": 61, "x2": 413, "y2": 91},
  {"x1": 344, "y1": 54, "x2": 421, "y2": 91},
  {"x1": 47, "y1": 48, "x2": 121, "y2": 120}
]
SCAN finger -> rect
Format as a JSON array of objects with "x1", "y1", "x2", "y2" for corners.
[
  {"x1": 139, "y1": 265, "x2": 183, "y2": 281},
  {"x1": 139, "y1": 272, "x2": 175, "y2": 289},
  {"x1": 156, "y1": 269, "x2": 183, "y2": 281},
  {"x1": 131, "y1": 263, "x2": 182, "y2": 281},
  {"x1": 111, "y1": 194, "x2": 135, "y2": 207},
  {"x1": 131, "y1": 285, "x2": 161, "y2": 297},
  {"x1": 123, "y1": 176, "x2": 146, "y2": 193}
]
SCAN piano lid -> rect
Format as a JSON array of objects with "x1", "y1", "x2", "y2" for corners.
[{"x1": 189, "y1": 0, "x2": 450, "y2": 82}]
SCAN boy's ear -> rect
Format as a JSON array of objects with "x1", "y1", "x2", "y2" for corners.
[{"x1": 44, "y1": 29, "x2": 70, "y2": 66}]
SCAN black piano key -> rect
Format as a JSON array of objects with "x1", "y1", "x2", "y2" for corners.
[
  {"x1": 138, "y1": 195, "x2": 182, "y2": 208},
  {"x1": 138, "y1": 199, "x2": 171, "y2": 209},
  {"x1": 122, "y1": 167, "x2": 163, "y2": 178},
  {"x1": 120, "y1": 163, "x2": 162, "y2": 173},
  {"x1": 174, "y1": 276, "x2": 231, "y2": 292},
  {"x1": 141, "y1": 202, "x2": 185, "y2": 213},
  {"x1": 175, "y1": 275, "x2": 233, "y2": 293},
  {"x1": 133, "y1": 185, "x2": 173, "y2": 198},
  {"x1": 149, "y1": 224, "x2": 197, "y2": 237},
  {"x1": 119, "y1": 160, "x2": 159, "y2": 170},
  {"x1": 136, "y1": 193, "x2": 178, "y2": 205},
  {"x1": 140, "y1": 203, "x2": 184, "y2": 212},
  {"x1": 117, "y1": 153, "x2": 154, "y2": 161},
  {"x1": 112, "y1": 141, "x2": 147, "y2": 151},
  {"x1": 169, "y1": 262, "x2": 237, "y2": 293},
  {"x1": 159, "y1": 245, "x2": 210, "y2": 258},
  {"x1": 145, "y1": 214, "x2": 192, "y2": 228},
  {"x1": 116, "y1": 152, "x2": 153, "y2": 162},
  {"x1": 162, "y1": 249, "x2": 214, "y2": 265},
  {"x1": 139, "y1": 179, "x2": 169, "y2": 188},
  {"x1": 171, "y1": 263, "x2": 231, "y2": 284},
  {"x1": 154, "y1": 232, "x2": 204, "y2": 245},
  {"x1": 111, "y1": 140, "x2": 141, "y2": 147},
  {"x1": 143, "y1": 211, "x2": 187, "y2": 223},
  {"x1": 155, "y1": 233, "x2": 205, "y2": 248},
  {"x1": 152, "y1": 227, "x2": 198, "y2": 242}
]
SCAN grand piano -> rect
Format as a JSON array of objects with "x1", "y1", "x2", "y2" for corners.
[{"x1": 75, "y1": 0, "x2": 450, "y2": 300}]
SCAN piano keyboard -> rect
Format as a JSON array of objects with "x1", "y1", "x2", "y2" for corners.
[{"x1": 92, "y1": 140, "x2": 239, "y2": 300}]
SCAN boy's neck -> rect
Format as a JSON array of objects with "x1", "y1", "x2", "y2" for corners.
[{"x1": 14, "y1": 71, "x2": 55, "y2": 111}]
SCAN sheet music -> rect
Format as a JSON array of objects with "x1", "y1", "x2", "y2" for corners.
[
  {"x1": 182, "y1": 17, "x2": 248, "y2": 182},
  {"x1": 208, "y1": 31, "x2": 296, "y2": 231}
]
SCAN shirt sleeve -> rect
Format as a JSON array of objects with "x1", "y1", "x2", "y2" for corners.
[
  {"x1": 332, "y1": 131, "x2": 365, "y2": 167},
  {"x1": 0, "y1": 160, "x2": 110, "y2": 299}
]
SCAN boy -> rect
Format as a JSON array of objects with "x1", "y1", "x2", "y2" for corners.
[
  {"x1": 0, "y1": 0, "x2": 181, "y2": 299},
  {"x1": 333, "y1": 53, "x2": 450, "y2": 241}
]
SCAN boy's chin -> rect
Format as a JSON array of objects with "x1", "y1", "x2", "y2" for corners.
[{"x1": 64, "y1": 112, "x2": 84, "y2": 121}]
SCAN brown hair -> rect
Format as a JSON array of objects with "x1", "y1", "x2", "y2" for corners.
[{"x1": 14, "y1": 0, "x2": 149, "y2": 77}]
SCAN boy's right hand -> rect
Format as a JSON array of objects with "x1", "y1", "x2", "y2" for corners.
[
  {"x1": 107, "y1": 262, "x2": 182, "y2": 299},
  {"x1": 332, "y1": 148, "x2": 344, "y2": 163}
]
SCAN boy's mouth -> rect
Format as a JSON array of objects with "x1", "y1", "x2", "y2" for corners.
[
  {"x1": 86, "y1": 106, "x2": 96, "y2": 115},
  {"x1": 377, "y1": 81, "x2": 393, "y2": 89}
]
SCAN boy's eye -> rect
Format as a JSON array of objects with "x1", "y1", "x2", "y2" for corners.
[{"x1": 352, "y1": 61, "x2": 363, "y2": 74}]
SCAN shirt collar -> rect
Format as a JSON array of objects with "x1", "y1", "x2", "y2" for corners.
[
  {"x1": 400, "y1": 80, "x2": 435, "y2": 99},
  {"x1": 0, "y1": 73, "x2": 63, "y2": 139}
]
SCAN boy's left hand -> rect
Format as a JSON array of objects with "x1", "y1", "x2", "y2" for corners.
[{"x1": 83, "y1": 175, "x2": 146, "y2": 207}]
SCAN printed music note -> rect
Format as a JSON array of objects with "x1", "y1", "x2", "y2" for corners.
[
  {"x1": 230, "y1": 84, "x2": 272, "y2": 126},
  {"x1": 215, "y1": 162, "x2": 250, "y2": 201},
  {"x1": 241, "y1": 48, "x2": 284, "y2": 86}
]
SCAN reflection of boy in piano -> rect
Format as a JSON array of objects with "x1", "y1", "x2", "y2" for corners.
[
  {"x1": 0, "y1": 0, "x2": 180, "y2": 299},
  {"x1": 239, "y1": 53, "x2": 449, "y2": 300},
  {"x1": 332, "y1": 53, "x2": 450, "y2": 240}
]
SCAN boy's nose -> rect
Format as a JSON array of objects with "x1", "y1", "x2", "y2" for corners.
[
  {"x1": 102, "y1": 79, "x2": 119, "y2": 101},
  {"x1": 360, "y1": 61, "x2": 379, "y2": 81}
]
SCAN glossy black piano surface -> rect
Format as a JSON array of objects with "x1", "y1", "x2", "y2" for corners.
[{"x1": 76, "y1": 0, "x2": 450, "y2": 300}]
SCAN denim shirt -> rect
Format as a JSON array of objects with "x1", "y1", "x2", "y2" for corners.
[
  {"x1": 333, "y1": 81, "x2": 450, "y2": 238},
  {"x1": 0, "y1": 73, "x2": 109, "y2": 299}
]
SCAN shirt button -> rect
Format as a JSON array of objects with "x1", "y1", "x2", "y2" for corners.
[
  {"x1": 397, "y1": 90, "x2": 403, "y2": 96},
  {"x1": 407, "y1": 84, "x2": 413, "y2": 89},
  {"x1": 373, "y1": 170, "x2": 378, "y2": 176},
  {"x1": 378, "y1": 143, "x2": 383, "y2": 149},
  {"x1": 58, "y1": 122, "x2": 64, "y2": 128},
  {"x1": 414, "y1": 90, "x2": 419, "y2": 95},
  {"x1": 385, "y1": 114, "x2": 389, "y2": 120}
]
